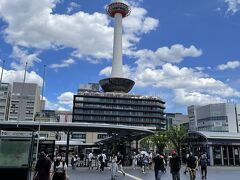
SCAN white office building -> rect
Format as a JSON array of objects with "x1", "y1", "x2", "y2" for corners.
[
  {"x1": 0, "y1": 83, "x2": 11, "y2": 121},
  {"x1": 188, "y1": 103, "x2": 240, "y2": 133},
  {"x1": 8, "y1": 82, "x2": 41, "y2": 121}
]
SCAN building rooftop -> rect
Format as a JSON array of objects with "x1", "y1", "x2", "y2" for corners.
[
  {"x1": 77, "y1": 91, "x2": 165, "y2": 102},
  {"x1": 189, "y1": 131, "x2": 240, "y2": 140}
]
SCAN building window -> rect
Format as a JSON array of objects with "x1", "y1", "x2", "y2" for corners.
[
  {"x1": 97, "y1": 134, "x2": 108, "y2": 139},
  {"x1": 72, "y1": 133, "x2": 86, "y2": 139}
]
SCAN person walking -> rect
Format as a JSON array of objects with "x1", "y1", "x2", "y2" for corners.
[
  {"x1": 99, "y1": 151, "x2": 107, "y2": 172},
  {"x1": 88, "y1": 152, "x2": 93, "y2": 170},
  {"x1": 71, "y1": 155, "x2": 77, "y2": 170},
  {"x1": 141, "y1": 154, "x2": 148, "y2": 173},
  {"x1": 52, "y1": 154, "x2": 68, "y2": 180},
  {"x1": 110, "y1": 154, "x2": 118, "y2": 180},
  {"x1": 199, "y1": 153, "x2": 207, "y2": 179},
  {"x1": 132, "y1": 152, "x2": 138, "y2": 169},
  {"x1": 186, "y1": 152, "x2": 197, "y2": 180},
  {"x1": 152, "y1": 153, "x2": 165, "y2": 180},
  {"x1": 34, "y1": 151, "x2": 52, "y2": 180},
  {"x1": 117, "y1": 152, "x2": 126, "y2": 176},
  {"x1": 169, "y1": 150, "x2": 181, "y2": 180}
]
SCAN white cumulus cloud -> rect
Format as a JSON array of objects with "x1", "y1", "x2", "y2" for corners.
[
  {"x1": 0, "y1": 0, "x2": 159, "y2": 64},
  {"x1": 174, "y1": 89, "x2": 226, "y2": 106},
  {"x1": 217, "y1": 60, "x2": 240, "y2": 70},
  {"x1": 49, "y1": 58, "x2": 75, "y2": 70},
  {"x1": 127, "y1": 44, "x2": 202, "y2": 69},
  {"x1": 134, "y1": 63, "x2": 240, "y2": 98},
  {"x1": 57, "y1": 91, "x2": 74, "y2": 107},
  {"x1": 0, "y1": 67, "x2": 43, "y2": 86},
  {"x1": 225, "y1": 0, "x2": 240, "y2": 14}
]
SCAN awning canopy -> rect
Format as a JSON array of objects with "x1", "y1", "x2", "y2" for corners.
[{"x1": 0, "y1": 121, "x2": 154, "y2": 141}]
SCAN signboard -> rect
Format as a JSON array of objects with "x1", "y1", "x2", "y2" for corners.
[
  {"x1": 0, "y1": 139, "x2": 31, "y2": 167},
  {"x1": 0, "y1": 130, "x2": 32, "y2": 138}
]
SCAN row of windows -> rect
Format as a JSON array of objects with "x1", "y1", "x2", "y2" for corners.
[
  {"x1": 198, "y1": 126, "x2": 228, "y2": 132},
  {"x1": 0, "y1": 106, "x2": 6, "y2": 109},
  {"x1": 72, "y1": 134, "x2": 86, "y2": 139},
  {"x1": 198, "y1": 116, "x2": 228, "y2": 122},
  {"x1": 75, "y1": 97, "x2": 163, "y2": 106},
  {"x1": 74, "y1": 109, "x2": 162, "y2": 117},
  {"x1": 73, "y1": 115, "x2": 163, "y2": 124},
  {"x1": 74, "y1": 103, "x2": 164, "y2": 112}
]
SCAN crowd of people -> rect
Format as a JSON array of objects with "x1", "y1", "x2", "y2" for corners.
[{"x1": 33, "y1": 150, "x2": 208, "y2": 180}]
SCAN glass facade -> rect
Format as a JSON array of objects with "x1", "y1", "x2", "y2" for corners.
[{"x1": 72, "y1": 92, "x2": 165, "y2": 129}]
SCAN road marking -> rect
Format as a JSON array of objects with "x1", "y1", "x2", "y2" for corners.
[{"x1": 118, "y1": 171, "x2": 144, "y2": 180}]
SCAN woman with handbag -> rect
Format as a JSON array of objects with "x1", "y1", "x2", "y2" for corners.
[{"x1": 52, "y1": 155, "x2": 68, "y2": 180}]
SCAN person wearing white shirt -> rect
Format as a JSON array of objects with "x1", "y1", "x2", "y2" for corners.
[
  {"x1": 88, "y1": 152, "x2": 93, "y2": 170},
  {"x1": 99, "y1": 152, "x2": 107, "y2": 172}
]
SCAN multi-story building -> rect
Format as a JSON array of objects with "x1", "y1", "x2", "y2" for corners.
[
  {"x1": 165, "y1": 113, "x2": 189, "y2": 130},
  {"x1": 188, "y1": 103, "x2": 240, "y2": 133},
  {"x1": 188, "y1": 105, "x2": 198, "y2": 131},
  {"x1": 0, "y1": 83, "x2": 11, "y2": 121},
  {"x1": 8, "y1": 82, "x2": 41, "y2": 121},
  {"x1": 72, "y1": 84, "x2": 166, "y2": 130}
]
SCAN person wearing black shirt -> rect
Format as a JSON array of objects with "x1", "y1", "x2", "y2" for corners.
[
  {"x1": 169, "y1": 150, "x2": 181, "y2": 180},
  {"x1": 152, "y1": 154, "x2": 164, "y2": 180},
  {"x1": 186, "y1": 152, "x2": 197, "y2": 180},
  {"x1": 34, "y1": 152, "x2": 51, "y2": 180},
  {"x1": 199, "y1": 153, "x2": 207, "y2": 179},
  {"x1": 117, "y1": 152, "x2": 125, "y2": 176}
]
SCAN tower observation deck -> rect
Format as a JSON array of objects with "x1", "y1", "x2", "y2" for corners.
[{"x1": 99, "y1": 0, "x2": 135, "y2": 93}]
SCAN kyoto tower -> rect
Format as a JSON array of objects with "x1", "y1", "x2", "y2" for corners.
[{"x1": 99, "y1": 0, "x2": 135, "y2": 93}]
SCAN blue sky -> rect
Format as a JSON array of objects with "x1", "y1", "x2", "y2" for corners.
[{"x1": 0, "y1": 0, "x2": 240, "y2": 114}]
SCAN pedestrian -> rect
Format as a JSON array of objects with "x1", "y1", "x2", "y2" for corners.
[
  {"x1": 148, "y1": 152, "x2": 153, "y2": 170},
  {"x1": 169, "y1": 150, "x2": 181, "y2": 180},
  {"x1": 99, "y1": 151, "x2": 107, "y2": 172},
  {"x1": 88, "y1": 151, "x2": 93, "y2": 170},
  {"x1": 152, "y1": 153, "x2": 165, "y2": 180},
  {"x1": 71, "y1": 155, "x2": 77, "y2": 169},
  {"x1": 199, "y1": 152, "x2": 207, "y2": 179},
  {"x1": 33, "y1": 151, "x2": 52, "y2": 180},
  {"x1": 132, "y1": 152, "x2": 138, "y2": 169},
  {"x1": 116, "y1": 152, "x2": 126, "y2": 176},
  {"x1": 186, "y1": 152, "x2": 197, "y2": 180},
  {"x1": 110, "y1": 154, "x2": 118, "y2": 180},
  {"x1": 141, "y1": 154, "x2": 148, "y2": 173},
  {"x1": 79, "y1": 152, "x2": 84, "y2": 167},
  {"x1": 52, "y1": 154, "x2": 68, "y2": 180},
  {"x1": 183, "y1": 153, "x2": 189, "y2": 174}
]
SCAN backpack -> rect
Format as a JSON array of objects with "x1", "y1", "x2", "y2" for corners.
[
  {"x1": 200, "y1": 157, "x2": 207, "y2": 167},
  {"x1": 99, "y1": 155, "x2": 103, "y2": 162}
]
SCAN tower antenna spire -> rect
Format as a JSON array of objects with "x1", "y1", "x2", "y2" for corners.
[{"x1": 99, "y1": 0, "x2": 134, "y2": 93}]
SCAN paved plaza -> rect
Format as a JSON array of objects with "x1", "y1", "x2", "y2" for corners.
[{"x1": 67, "y1": 166, "x2": 240, "y2": 180}]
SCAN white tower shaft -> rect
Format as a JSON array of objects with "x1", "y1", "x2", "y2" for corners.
[{"x1": 111, "y1": 12, "x2": 123, "y2": 78}]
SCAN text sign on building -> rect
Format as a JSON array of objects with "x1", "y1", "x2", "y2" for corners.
[{"x1": 0, "y1": 130, "x2": 32, "y2": 137}]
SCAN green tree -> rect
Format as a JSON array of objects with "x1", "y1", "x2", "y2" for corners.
[
  {"x1": 150, "y1": 132, "x2": 168, "y2": 153},
  {"x1": 140, "y1": 136, "x2": 152, "y2": 151},
  {"x1": 167, "y1": 125, "x2": 187, "y2": 155}
]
